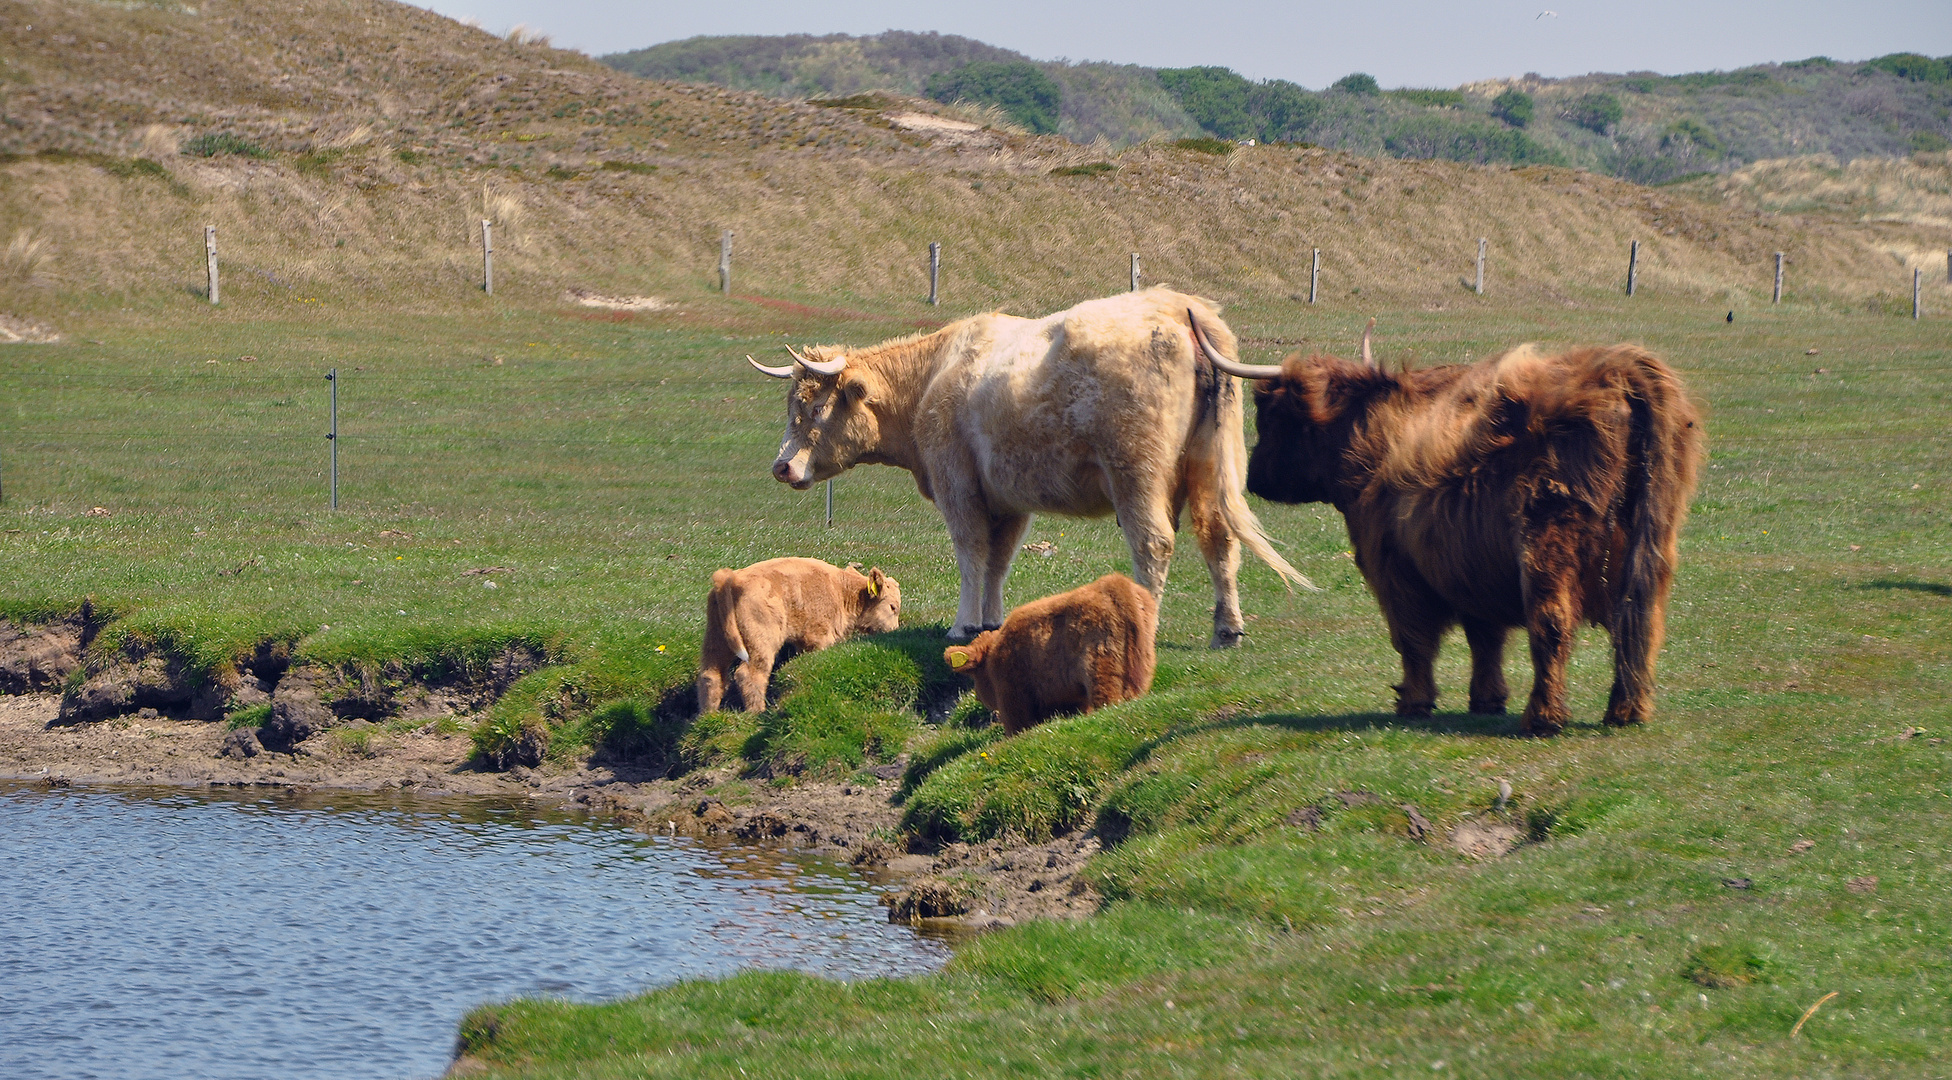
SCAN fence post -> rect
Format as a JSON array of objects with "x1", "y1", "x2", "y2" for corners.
[
  {"x1": 1915, "y1": 268, "x2": 1923, "y2": 320},
  {"x1": 825, "y1": 479, "x2": 834, "y2": 527},
  {"x1": 1773, "y1": 252, "x2": 1784, "y2": 304},
  {"x1": 720, "y1": 230, "x2": 733, "y2": 295},
  {"x1": 1475, "y1": 237, "x2": 1485, "y2": 296},
  {"x1": 1946, "y1": 249, "x2": 1951, "y2": 285},
  {"x1": 481, "y1": 220, "x2": 493, "y2": 295},
  {"x1": 326, "y1": 369, "x2": 339, "y2": 510},
  {"x1": 205, "y1": 226, "x2": 219, "y2": 305},
  {"x1": 1626, "y1": 239, "x2": 1639, "y2": 297},
  {"x1": 1309, "y1": 248, "x2": 1320, "y2": 304},
  {"x1": 1130, "y1": 253, "x2": 1141, "y2": 292},
  {"x1": 929, "y1": 242, "x2": 940, "y2": 306}
]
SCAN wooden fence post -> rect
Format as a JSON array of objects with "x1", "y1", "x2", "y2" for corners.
[
  {"x1": 1309, "y1": 248, "x2": 1319, "y2": 304},
  {"x1": 1772, "y1": 252, "x2": 1784, "y2": 303},
  {"x1": 1914, "y1": 268, "x2": 1923, "y2": 320},
  {"x1": 205, "y1": 226, "x2": 219, "y2": 305},
  {"x1": 720, "y1": 231, "x2": 733, "y2": 294},
  {"x1": 929, "y1": 242, "x2": 940, "y2": 306},
  {"x1": 1130, "y1": 253, "x2": 1141, "y2": 292},
  {"x1": 481, "y1": 220, "x2": 493, "y2": 295},
  {"x1": 1475, "y1": 237, "x2": 1485, "y2": 296},
  {"x1": 1626, "y1": 239, "x2": 1639, "y2": 297}
]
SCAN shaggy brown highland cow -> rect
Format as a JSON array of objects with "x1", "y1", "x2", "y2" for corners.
[
  {"x1": 1200, "y1": 318, "x2": 1703, "y2": 735},
  {"x1": 944, "y1": 573, "x2": 1158, "y2": 735},
  {"x1": 697, "y1": 558, "x2": 901, "y2": 713}
]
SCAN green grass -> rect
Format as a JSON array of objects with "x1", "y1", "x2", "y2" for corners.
[{"x1": 2, "y1": 284, "x2": 1948, "y2": 1075}]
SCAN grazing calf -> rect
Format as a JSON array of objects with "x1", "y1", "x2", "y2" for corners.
[
  {"x1": 1201, "y1": 322, "x2": 1704, "y2": 735},
  {"x1": 943, "y1": 574, "x2": 1158, "y2": 735},
  {"x1": 697, "y1": 558, "x2": 902, "y2": 713}
]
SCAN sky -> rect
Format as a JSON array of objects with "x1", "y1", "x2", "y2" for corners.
[{"x1": 417, "y1": 0, "x2": 1952, "y2": 88}]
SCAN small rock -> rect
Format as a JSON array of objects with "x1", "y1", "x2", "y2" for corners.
[
  {"x1": 1789, "y1": 839, "x2": 1815, "y2": 854},
  {"x1": 219, "y1": 728, "x2": 262, "y2": 760},
  {"x1": 1285, "y1": 805, "x2": 1323, "y2": 831},
  {"x1": 1845, "y1": 875, "x2": 1878, "y2": 894},
  {"x1": 1721, "y1": 877, "x2": 1753, "y2": 890},
  {"x1": 1401, "y1": 803, "x2": 1433, "y2": 843}
]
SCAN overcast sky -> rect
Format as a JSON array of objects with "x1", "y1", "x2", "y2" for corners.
[{"x1": 418, "y1": 0, "x2": 1952, "y2": 88}]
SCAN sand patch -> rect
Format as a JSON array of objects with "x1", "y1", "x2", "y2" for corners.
[
  {"x1": 564, "y1": 287, "x2": 670, "y2": 312},
  {"x1": 0, "y1": 314, "x2": 60, "y2": 343}
]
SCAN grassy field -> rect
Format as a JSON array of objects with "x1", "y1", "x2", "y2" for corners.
[{"x1": 2, "y1": 278, "x2": 1947, "y2": 1075}]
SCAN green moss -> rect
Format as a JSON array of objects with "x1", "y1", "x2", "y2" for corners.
[
  {"x1": 1048, "y1": 161, "x2": 1115, "y2": 177},
  {"x1": 225, "y1": 702, "x2": 272, "y2": 730},
  {"x1": 181, "y1": 132, "x2": 270, "y2": 158}
]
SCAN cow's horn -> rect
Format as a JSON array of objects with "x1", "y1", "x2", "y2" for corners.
[
  {"x1": 747, "y1": 355, "x2": 795, "y2": 378},
  {"x1": 797, "y1": 353, "x2": 848, "y2": 377},
  {"x1": 1361, "y1": 318, "x2": 1376, "y2": 368},
  {"x1": 1189, "y1": 308, "x2": 1282, "y2": 380}
]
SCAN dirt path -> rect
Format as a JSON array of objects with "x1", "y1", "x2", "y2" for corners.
[{"x1": 0, "y1": 693, "x2": 1099, "y2": 929}]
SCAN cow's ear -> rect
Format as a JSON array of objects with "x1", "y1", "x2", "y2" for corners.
[
  {"x1": 864, "y1": 567, "x2": 884, "y2": 598},
  {"x1": 945, "y1": 646, "x2": 977, "y2": 671},
  {"x1": 841, "y1": 375, "x2": 870, "y2": 404}
]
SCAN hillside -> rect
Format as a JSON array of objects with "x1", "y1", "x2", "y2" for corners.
[
  {"x1": 0, "y1": 0, "x2": 1946, "y2": 322},
  {"x1": 602, "y1": 34, "x2": 1952, "y2": 181}
]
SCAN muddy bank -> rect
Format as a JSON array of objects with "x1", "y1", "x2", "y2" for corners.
[{"x1": 0, "y1": 688, "x2": 1098, "y2": 930}]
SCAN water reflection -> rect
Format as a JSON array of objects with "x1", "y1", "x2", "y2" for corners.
[{"x1": 0, "y1": 782, "x2": 948, "y2": 1080}]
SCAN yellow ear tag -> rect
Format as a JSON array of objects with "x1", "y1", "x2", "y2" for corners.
[
  {"x1": 948, "y1": 650, "x2": 969, "y2": 670},
  {"x1": 866, "y1": 579, "x2": 879, "y2": 597}
]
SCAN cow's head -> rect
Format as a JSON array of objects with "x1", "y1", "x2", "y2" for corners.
[
  {"x1": 1191, "y1": 311, "x2": 1392, "y2": 506},
  {"x1": 942, "y1": 632, "x2": 994, "y2": 676},
  {"x1": 748, "y1": 347, "x2": 889, "y2": 489},
  {"x1": 851, "y1": 567, "x2": 902, "y2": 634}
]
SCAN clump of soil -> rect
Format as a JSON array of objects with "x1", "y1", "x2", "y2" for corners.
[{"x1": 0, "y1": 616, "x2": 86, "y2": 694}]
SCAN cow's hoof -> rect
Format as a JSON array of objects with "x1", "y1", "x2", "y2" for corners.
[
  {"x1": 1209, "y1": 628, "x2": 1245, "y2": 649},
  {"x1": 1468, "y1": 699, "x2": 1508, "y2": 716},
  {"x1": 1394, "y1": 701, "x2": 1435, "y2": 719},
  {"x1": 1601, "y1": 709, "x2": 1646, "y2": 728},
  {"x1": 946, "y1": 626, "x2": 979, "y2": 643},
  {"x1": 1520, "y1": 708, "x2": 1568, "y2": 737},
  {"x1": 981, "y1": 623, "x2": 1002, "y2": 632}
]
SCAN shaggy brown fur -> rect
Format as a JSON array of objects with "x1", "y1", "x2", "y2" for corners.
[
  {"x1": 943, "y1": 574, "x2": 1158, "y2": 735},
  {"x1": 1242, "y1": 343, "x2": 1704, "y2": 735},
  {"x1": 697, "y1": 558, "x2": 902, "y2": 713}
]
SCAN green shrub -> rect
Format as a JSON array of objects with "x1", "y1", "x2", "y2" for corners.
[
  {"x1": 395, "y1": 149, "x2": 426, "y2": 165},
  {"x1": 1171, "y1": 137, "x2": 1234, "y2": 155},
  {"x1": 180, "y1": 132, "x2": 270, "y2": 158},
  {"x1": 926, "y1": 61, "x2": 1062, "y2": 134},
  {"x1": 1330, "y1": 72, "x2": 1379, "y2": 95},
  {"x1": 1563, "y1": 92, "x2": 1623, "y2": 133},
  {"x1": 1910, "y1": 131, "x2": 1951, "y2": 154},
  {"x1": 1491, "y1": 88, "x2": 1534, "y2": 127},
  {"x1": 1662, "y1": 117, "x2": 1725, "y2": 158},
  {"x1": 1389, "y1": 89, "x2": 1464, "y2": 108},
  {"x1": 1384, "y1": 114, "x2": 1561, "y2": 165},
  {"x1": 599, "y1": 160, "x2": 658, "y2": 173},
  {"x1": 102, "y1": 157, "x2": 170, "y2": 179},
  {"x1": 225, "y1": 702, "x2": 272, "y2": 730},
  {"x1": 1157, "y1": 66, "x2": 1256, "y2": 140},
  {"x1": 1049, "y1": 161, "x2": 1115, "y2": 177},
  {"x1": 1865, "y1": 53, "x2": 1952, "y2": 85}
]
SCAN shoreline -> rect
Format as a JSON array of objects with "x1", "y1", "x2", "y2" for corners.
[{"x1": 0, "y1": 692, "x2": 1100, "y2": 930}]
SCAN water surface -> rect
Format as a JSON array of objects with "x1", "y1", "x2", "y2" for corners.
[{"x1": 0, "y1": 782, "x2": 948, "y2": 1080}]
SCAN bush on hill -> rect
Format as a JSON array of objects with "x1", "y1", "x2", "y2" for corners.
[
  {"x1": 1563, "y1": 92, "x2": 1623, "y2": 133},
  {"x1": 1865, "y1": 52, "x2": 1952, "y2": 84},
  {"x1": 1491, "y1": 88, "x2": 1534, "y2": 127},
  {"x1": 1383, "y1": 113, "x2": 1561, "y2": 165},
  {"x1": 926, "y1": 61, "x2": 1062, "y2": 134},
  {"x1": 1331, "y1": 72, "x2": 1380, "y2": 95},
  {"x1": 1156, "y1": 67, "x2": 1257, "y2": 140}
]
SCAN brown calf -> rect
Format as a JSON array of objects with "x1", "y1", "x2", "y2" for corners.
[
  {"x1": 697, "y1": 557, "x2": 902, "y2": 713},
  {"x1": 943, "y1": 574, "x2": 1158, "y2": 735}
]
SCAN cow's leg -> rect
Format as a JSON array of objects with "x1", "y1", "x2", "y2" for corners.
[
  {"x1": 696, "y1": 665, "x2": 726, "y2": 714},
  {"x1": 1185, "y1": 469, "x2": 1244, "y2": 648},
  {"x1": 1110, "y1": 474, "x2": 1176, "y2": 603},
  {"x1": 732, "y1": 652, "x2": 775, "y2": 714},
  {"x1": 1519, "y1": 517, "x2": 1585, "y2": 736},
  {"x1": 981, "y1": 514, "x2": 1031, "y2": 629},
  {"x1": 1604, "y1": 535, "x2": 1677, "y2": 728},
  {"x1": 1461, "y1": 618, "x2": 1511, "y2": 715},
  {"x1": 939, "y1": 501, "x2": 993, "y2": 641},
  {"x1": 1366, "y1": 557, "x2": 1449, "y2": 718}
]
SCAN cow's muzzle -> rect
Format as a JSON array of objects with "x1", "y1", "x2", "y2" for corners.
[{"x1": 773, "y1": 456, "x2": 814, "y2": 489}]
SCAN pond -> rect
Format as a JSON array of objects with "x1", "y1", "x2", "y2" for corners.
[{"x1": 0, "y1": 782, "x2": 950, "y2": 1080}]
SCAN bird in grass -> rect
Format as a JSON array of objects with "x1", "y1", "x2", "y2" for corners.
[{"x1": 1727, "y1": 311, "x2": 1735, "y2": 323}]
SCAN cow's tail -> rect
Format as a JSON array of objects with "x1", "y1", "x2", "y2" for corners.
[
  {"x1": 708, "y1": 569, "x2": 750, "y2": 664},
  {"x1": 1606, "y1": 346, "x2": 1705, "y2": 724},
  {"x1": 1190, "y1": 309, "x2": 1317, "y2": 592}
]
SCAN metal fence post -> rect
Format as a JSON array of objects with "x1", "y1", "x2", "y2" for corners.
[
  {"x1": 825, "y1": 478, "x2": 834, "y2": 527},
  {"x1": 326, "y1": 368, "x2": 339, "y2": 510},
  {"x1": 1626, "y1": 239, "x2": 1639, "y2": 297},
  {"x1": 481, "y1": 220, "x2": 493, "y2": 295},
  {"x1": 1309, "y1": 248, "x2": 1319, "y2": 304},
  {"x1": 1773, "y1": 252, "x2": 1784, "y2": 304},
  {"x1": 720, "y1": 230, "x2": 733, "y2": 294},
  {"x1": 1475, "y1": 237, "x2": 1485, "y2": 296},
  {"x1": 1130, "y1": 253, "x2": 1141, "y2": 292},
  {"x1": 1915, "y1": 268, "x2": 1923, "y2": 320},
  {"x1": 928, "y1": 242, "x2": 940, "y2": 306},
  {"x1": 205, "y1": 226, "x2": 219, "y2": 305}
]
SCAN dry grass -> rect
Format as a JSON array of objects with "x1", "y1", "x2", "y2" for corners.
[
  {"x1": 0, "y1": 0, "x2": 1943, "y2": 316},
  {"x1": 4, "y1": 227, "x2": 50, "y2": 282},
  {"x1": 1712, "y1": 152, "x2": 1952, "y2": 277}
]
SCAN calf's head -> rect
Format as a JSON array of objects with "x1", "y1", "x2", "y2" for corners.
[
  {"x1": 748, "y1": 347, "x2": 889, "y2": 489},
  {"x1": 850, "y1": 567, "x2": 903, "y2": 634}
]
